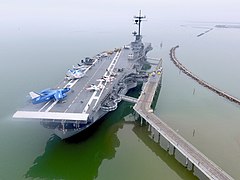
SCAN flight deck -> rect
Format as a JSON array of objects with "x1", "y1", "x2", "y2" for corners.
[
  {"x1": 13, "y1": 11, "x2": 153, "y2": 139},
  {"x1": 14, "y1": 48, "x2": 136, "y2": 122}
]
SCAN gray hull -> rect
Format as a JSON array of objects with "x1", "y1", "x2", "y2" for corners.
[{"x1": 13, "y1": 12, "x2": 153, "y2": 140}]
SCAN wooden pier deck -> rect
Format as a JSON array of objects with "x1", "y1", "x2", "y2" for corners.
[{"x1": 133, "y1": 68, "x2": 234, "y2": 180}]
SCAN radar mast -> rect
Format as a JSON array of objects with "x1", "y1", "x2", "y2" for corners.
[{"x1": 134, "y1": 10, "x2": 146, "y2": 37}]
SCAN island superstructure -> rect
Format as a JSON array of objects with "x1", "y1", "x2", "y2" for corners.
[{"x1": 13, "y1": 11, "x2": 153, "y2": 139}]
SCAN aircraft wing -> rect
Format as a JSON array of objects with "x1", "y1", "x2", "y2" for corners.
[
  {"x1": 40, "y1": 88, "x2": 52, "y2": 94},
  {"x1": 54, "y1": 90, "x2": 64, "y2": 100}
]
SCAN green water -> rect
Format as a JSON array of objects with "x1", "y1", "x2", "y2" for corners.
[
  {"x1": 1, "y1": 2, "x2": 240, "y2": 179},
  {"x1": 21, "y1": 104, "x2": 196, "y2": 180}
]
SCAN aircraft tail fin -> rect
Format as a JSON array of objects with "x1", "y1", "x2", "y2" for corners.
[{"x1": 29, "y1": 92, "x2": 40, "y2": 99}]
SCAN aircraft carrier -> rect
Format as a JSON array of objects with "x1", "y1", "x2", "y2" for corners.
[{"x1": 13, "y1": 11, "x2": 154, "y2": 139}]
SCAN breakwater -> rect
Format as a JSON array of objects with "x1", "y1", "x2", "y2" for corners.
[
  {"x1": 170, "y1": 46, "x2": 240, "y2": 106},
  {"x1": 197, "y1": 28, "x2": 213, "y2": 37}
]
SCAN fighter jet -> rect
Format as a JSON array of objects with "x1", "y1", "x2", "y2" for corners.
[
  {"x1": 72, "y1": 64, "x2": 88, "y2": 71},
  {"x1": 96, "y1": 76, "x2": 115, "y2": 83},
  {"x1": 65, "y1": 69, "x2": 85, "y2": 80},
  {"x1": 29, "y1": 88, "x2": 71, "y2": 104},
  {"x1": 86, "y1": 84, "x2": 103, "y2": 92}
]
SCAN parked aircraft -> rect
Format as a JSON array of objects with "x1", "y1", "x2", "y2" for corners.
[
  {"x1": 72, "y1": 64, "x2": 88, "y2": 71},
  {"x1": 86, "y1": 84, "x2": 103, "y2": 92},
  {"x1": 29, "y1": 88, "x2": 71, "y2": 104},
  {"x1": 65, "y1": 69, "x2": 85, "y2": 80},
  {"x1": 96, "y1": 76, "x2": 115, "y2": 83}
]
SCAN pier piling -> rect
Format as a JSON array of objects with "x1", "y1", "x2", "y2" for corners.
[{"x1": 133, "y1": 58, "x2": 234, "y2": 180}]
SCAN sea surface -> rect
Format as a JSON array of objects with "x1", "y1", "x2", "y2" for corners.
[{"x1": 1, "y1": 9, "x2": 240, "y2": 180}]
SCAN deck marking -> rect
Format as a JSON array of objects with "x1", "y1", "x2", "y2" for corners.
[
  {"x1": 41, "y1": 58, "x2": 102, "y2": 112},
  {"x1": 45, "y1": 100, "x2": 59, "y2": 112},
  {"x1": 38, "y1": 101, "x2": 51, "y2": 112},
  {"x1": 92, "y1": 50, "x2": 122, "y2": 109},
  {"x1": 64, "y1": 55, "x2": 109, "y2": 113}
]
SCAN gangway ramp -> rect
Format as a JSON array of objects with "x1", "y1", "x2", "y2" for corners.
[{"x1": 120, "y1": 95, "x2": 138, "y2": 104}]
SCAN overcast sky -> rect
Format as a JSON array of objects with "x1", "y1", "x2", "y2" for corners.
[{"x1": 1, "y1": 0, "x2": 240, "y2": 28}]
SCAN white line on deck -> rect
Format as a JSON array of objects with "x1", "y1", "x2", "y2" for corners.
[
  {"x1": 92, "y1": 50, "x2": 122, "y2": 109},
  {"x1": 64, "y1": 55, "x2": 110, "y2": 113}
]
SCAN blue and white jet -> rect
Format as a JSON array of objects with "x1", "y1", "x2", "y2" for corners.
[
  {"x1": 65, "y1": 69, "x2": 85, "y2": 81},
  {"x1": 29, "y1": 88, "x2": 71, "y2": 104}
]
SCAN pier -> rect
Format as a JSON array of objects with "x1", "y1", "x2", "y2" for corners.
[
  {"x1": 170, "y1": 46, "x2": 240, "y2": 106},
  {"x1": 133, "y1": 60, "x2": 234, "y2": 179}
]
